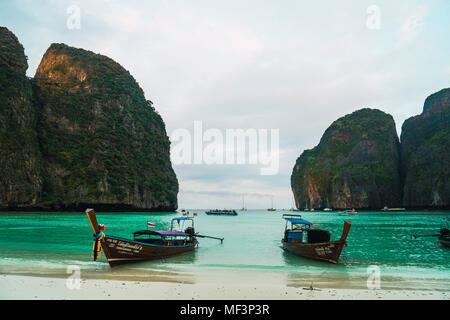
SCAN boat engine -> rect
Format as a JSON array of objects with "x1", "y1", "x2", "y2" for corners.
[
  {"x1": 307, "y1": 229, "x2": 331, "y2": 243},
  {"x1": 185, "y1": 226, "x2": 196, "y2": 236}
]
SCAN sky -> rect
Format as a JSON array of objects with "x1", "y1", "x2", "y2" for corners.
[{"x1": 1, "y1": 0, "x2": 449, "y2": 209}]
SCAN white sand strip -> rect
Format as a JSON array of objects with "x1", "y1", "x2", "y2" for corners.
[{"x1": 0, "y1": 274, "x2": 448, "y2": 300}]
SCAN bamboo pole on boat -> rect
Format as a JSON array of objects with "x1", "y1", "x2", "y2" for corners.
[
  {"x1": 195, "y1": 234, "x2": 224, "y2": 243},
  {"x1": 413, "y1": 234, "x2": 440, "y2": 239}
]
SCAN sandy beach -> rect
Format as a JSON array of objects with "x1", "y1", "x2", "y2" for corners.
[{"x1": 0, "y1": 274, "x2": 448, "y2": 300}]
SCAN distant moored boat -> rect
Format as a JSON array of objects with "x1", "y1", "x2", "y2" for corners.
[
  {"x1": 267, "y1": 196, "x2": 276, "y2": 211},
  {"x1": 382, "y1": 206, "x2": 406, "y2": 212},
  {"x1": 241, "y1": 196, "x2": 247, "y2": 211},
  {"x1": 206, "y1": 209, "x2": 238, "y2": 216},
  {"x1": 343, "y1": 209, "x2": 357, "y2": 215}
]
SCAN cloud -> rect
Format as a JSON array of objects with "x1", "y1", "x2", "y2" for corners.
[
  {"x1": 2, "y1": 0, "x2": 448, "y2": 208},
  {"x1": 401, "y1": 15, "x2": 425, "y2": 32}
]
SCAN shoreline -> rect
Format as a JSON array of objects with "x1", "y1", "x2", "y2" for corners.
[
  {"x1": 1, "y1": 208, "x2": 449, "y2": 213},
  {"x1": 2, "y1": 260, "x2": 449, "y2": 290},
  {"x1": 0, "y1": 274, "x2": 448, "y2": 300},
  {"x1": 2, "y1": 256, "x2": 450, "y2": 293}
]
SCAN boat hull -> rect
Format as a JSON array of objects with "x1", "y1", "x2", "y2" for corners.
[
  {"x1": 206, "y1": 212, "x2": 237, "y2": 216},
  {"x1": 437, "y1": 238, "x2": 450, "y2": 248},
  {"x1": 101, "y1": 236, "x2": 197, "y2": 267},
  {"x1": 282, "y1": 240, "x2": 346, "y2": 264}
]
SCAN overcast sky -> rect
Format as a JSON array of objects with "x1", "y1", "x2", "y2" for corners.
[{"x1": 2, "y1": 0, "x2": 449, "y2": 209}]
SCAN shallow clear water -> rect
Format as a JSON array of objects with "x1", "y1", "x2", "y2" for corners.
[{"x1": 0, "y1": 210, "x2": 449, "y2": 289}]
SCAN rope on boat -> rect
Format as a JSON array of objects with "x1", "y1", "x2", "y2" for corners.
[
  {"x1": 92, "y1": 231, "x2": 105, "y2": 261},
  {"x1": 293, "y1": 223, "x2": 324, "y2": 231}
]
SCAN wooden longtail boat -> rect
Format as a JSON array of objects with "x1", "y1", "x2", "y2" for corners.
[
  {"x1": 281, "y1": 214, "x2": 352, "y2": 264},
  {"x1": 413, "y1": 218, "x2": 450, "y2": 248},
  {"x1": 86, "y1": 209, "x2": 223, "y2": 267}
]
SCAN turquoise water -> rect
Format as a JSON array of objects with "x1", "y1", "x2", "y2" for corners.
[{"x1": 0, "y1": 210, "x2": 449, "y2": 289}]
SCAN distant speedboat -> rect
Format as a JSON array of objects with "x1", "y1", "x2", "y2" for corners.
[
  {"x1": 382, "y1": 206, "x2": 406, "y2": 212},
  {"x1": 206, "y1": 209, "x2": 238, "y2": 216},
  {"x1": 323, "y1": 208, "x2": 332, "y2": 212},
  {"x1": 344, "y1": 209, "x2": 358, "y2": 215}
]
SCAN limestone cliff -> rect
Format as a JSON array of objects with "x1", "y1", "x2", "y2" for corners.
[
  {"x1": 401, "y1": 88, "x2": 450, "y2": 208},
  {"x1": 33, "y1": 44, "x2": 178, "y2": 211},
  {"x1": 0, "y1": 27, "x2": 42, "y2": 208},
  {"x1": 0, "y1": 27, "x2": 178, "y2": 211},
  {"x1": 291, "y1": 109, "x2": 402, "y2": 210}
]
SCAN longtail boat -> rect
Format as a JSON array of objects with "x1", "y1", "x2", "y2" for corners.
[
  {"x1": 86, "y1": 209, "x2": 224, "y2": 267},
  {"x1": 413, "y1": 218, "x2": 450, "y2": 248},
  {"x1": 281, "y1": 214, "x2": 352, "y2": 264}
]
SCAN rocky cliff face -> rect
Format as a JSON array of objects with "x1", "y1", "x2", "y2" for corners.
[
  {"x1": 0, "y1": 27, "x2": 42, "y2": 208},
  {"x1": 33, "y1": 44, "x2": 178, "y2": 211},
  {"x1": 0, "y1": 27, "x2": 178, "y2": 211},
  {"x1": 401, "y1": 88, "x2": 450, "y2": 208},
  {"x1": 0, "y1": 27, "x2": 28, "y2": 73},
  {"x1": 291, "y1": 109, "x2": 402, "y2": 210}
]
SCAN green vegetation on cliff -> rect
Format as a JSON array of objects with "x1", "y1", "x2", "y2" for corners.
[
  {"x1": 34, "y1": 44, "x2": 178, "y2": 210},
  {"x1": 401, "y1": 88, "x2": 450, "y2": 208},
  {"x1": 0, "y1": 27, "x2": 42, "y2": 208},
  {"x1": 0, "y1": 28, "x2": 178, "y2": 211},
  {"x1": 0, "y1": 26, "x2": 28, "y2": 73},
  {"x1": 291, "y1": 109, "x2": 402, "y2": 210}
]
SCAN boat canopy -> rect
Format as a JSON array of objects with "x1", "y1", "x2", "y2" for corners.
[
  {"x1": 134, "y1": 230, "x2": 189, "y2": 237},
  {"x1": 172, "y1": 217, "x2": 191, "y2": 221},
  {"x1": 284, "y1": 217, "x2": 312, "y2": 225}
]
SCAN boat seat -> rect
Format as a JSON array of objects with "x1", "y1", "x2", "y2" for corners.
[{"x1": 287, "y1": 230, "x2": 303, "y2": 243}]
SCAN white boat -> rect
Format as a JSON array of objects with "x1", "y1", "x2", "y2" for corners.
[{"x1": 382, "y1": 206, "x2": 406, "y2": 212}]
